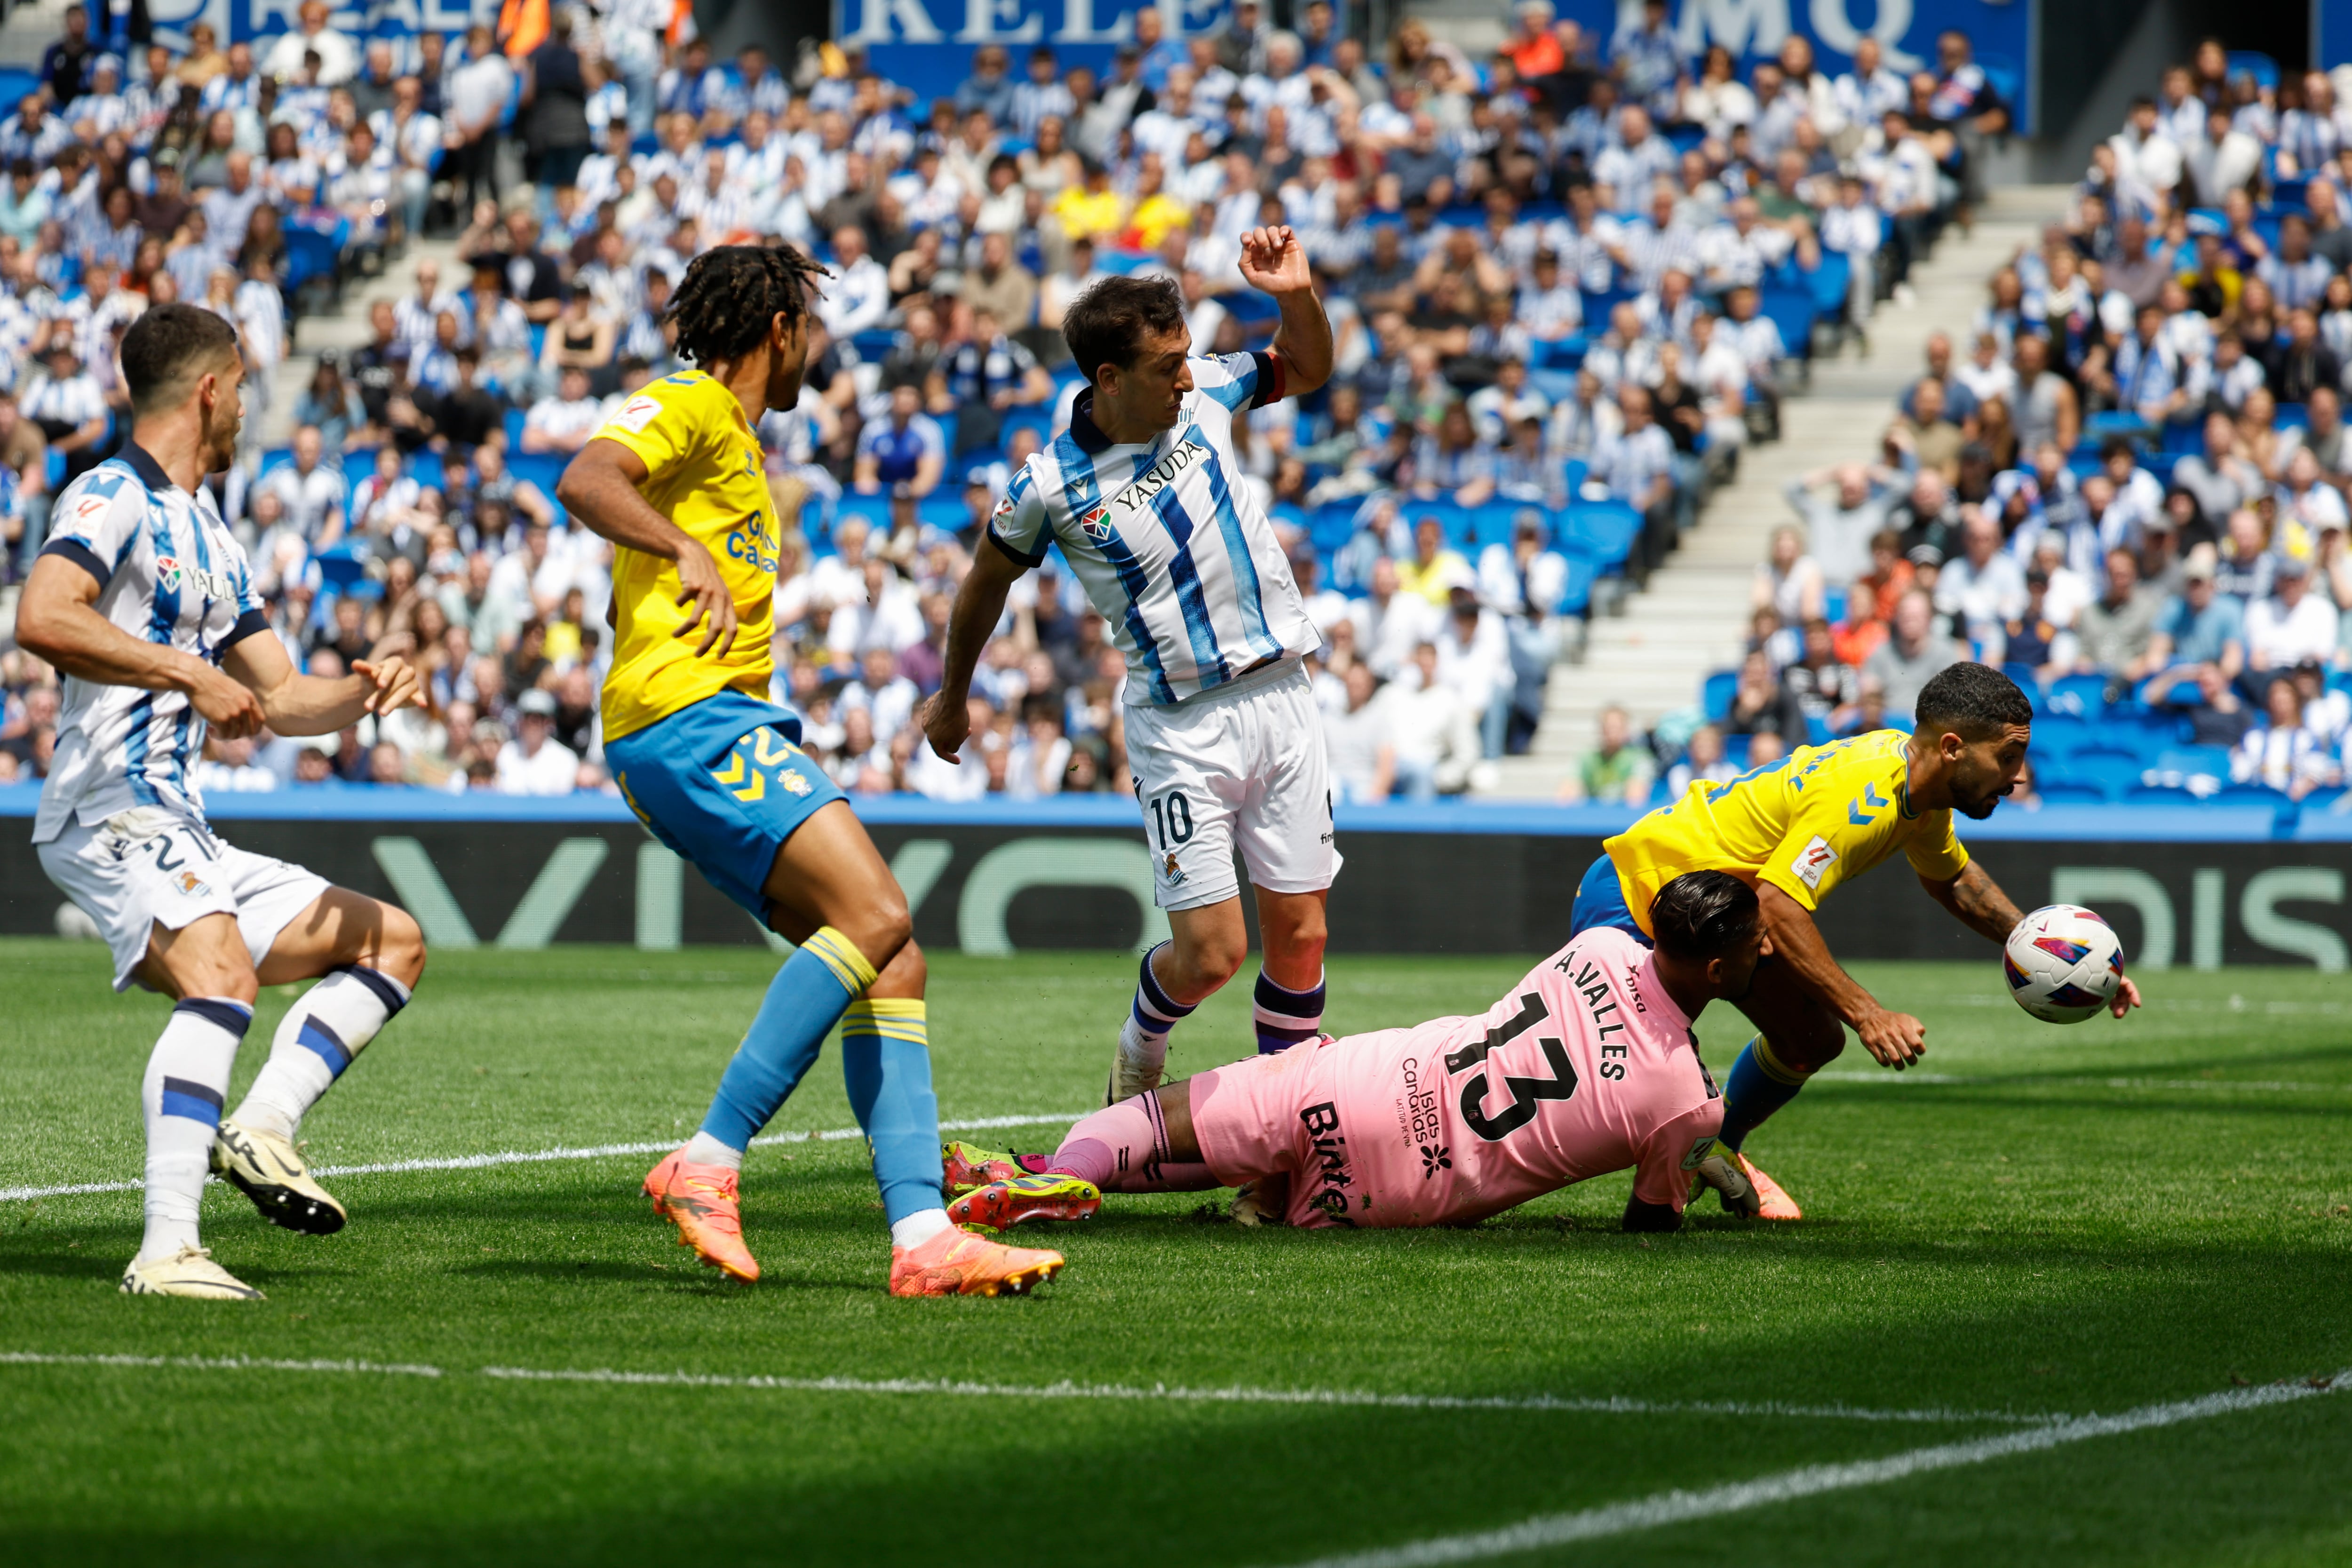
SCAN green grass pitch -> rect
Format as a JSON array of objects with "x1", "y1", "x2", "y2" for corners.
[{"x1": 3, "y1": 938, "x2": 2352, "y2": 1566}]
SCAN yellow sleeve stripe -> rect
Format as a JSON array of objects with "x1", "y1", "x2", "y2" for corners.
[{"x1": 803, "y1": 926, "x2": 881, "y2": 994}]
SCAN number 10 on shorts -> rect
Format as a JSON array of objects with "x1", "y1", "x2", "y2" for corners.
[{"x1": 1147, "y1": 789, "x2": 1194, "y2": 887}]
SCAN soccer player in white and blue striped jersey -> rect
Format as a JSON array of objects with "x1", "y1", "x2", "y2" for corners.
[
  {"x1": 922, "y1": 228, "x2": 1340, "y2": 1105},
  {"x1": 17, "y1": 304, "x2": 430, "y2": 1302}
]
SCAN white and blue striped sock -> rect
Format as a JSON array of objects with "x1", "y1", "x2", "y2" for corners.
[
  {"x1": 233, "y1": 965, "x2": 411, "y2": 1142},
  {"x1": 139, "y1": 997, "x2": 251, "y2": 1265},
  {"x1": 1117, "y1": 941, "x2": 1197, "y2": 1088},
  {"x1": 1253, "y1": 968, "x2": 1326, "y2": 1055}
]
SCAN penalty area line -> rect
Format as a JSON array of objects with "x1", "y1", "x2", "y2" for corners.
[
  {"x1": 1263, "y1": 1371, "x2": 2352, "y2": 1568},
  {"x1": 0, "y1": 1111, "x2": 1095, "y2": 1204},
  {"x1": 0, "y1": 1349, "x2": 2058, "y2": 1426}
]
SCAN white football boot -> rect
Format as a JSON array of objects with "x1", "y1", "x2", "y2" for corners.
[
  {"x1": 212, "y1": 1119, "x2": 347, "y2": 1235},
  {"x1": 1103, "y1": 1015, "x2": 1166, "y2": 1106},
  {"x1": 121, "y1": 1246, "x2": 265, "y2": 1300}
]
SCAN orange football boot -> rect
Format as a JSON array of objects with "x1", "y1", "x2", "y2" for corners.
[
  {"x1": 1740, "y1": 1153, "x2": 1803, "y2": 1220},
  {"x1": 889, "y1": 1226, "x2": 1065, "y2": 1297},
  {"x1": 946, "y1": 1173, "x2": 1102, "y2": 1231},
  {"x1": 644, "y1": 1147, "x2": 761, "y2": 1281}
]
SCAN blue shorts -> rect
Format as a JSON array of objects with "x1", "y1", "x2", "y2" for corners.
[
  {"x1": 606, "y1": 689, "x2": 848, "y2": 920},
  {"x1": 1568, "y1": 852, "x2": 1652, "y2": 948}
]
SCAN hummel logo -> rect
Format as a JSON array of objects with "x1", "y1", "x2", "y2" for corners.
[{"x1": 1420, "y1": 1144, "x2": 1451, "y2": 1179}]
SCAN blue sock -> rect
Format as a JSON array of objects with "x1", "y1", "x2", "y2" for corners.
[
  {"x1": 1252, "y1": 967, "x2": 1326, "y2": 1055},
  {"x1": 699, "y1": 926, "x2": 879, "y2": 1150},
  {"x1": 1719, "y1": 1035, "x2": 1811, "y2": 1152},
  {"x1": 840, "y1": 998, "x2": 945, "y2": 1226}
]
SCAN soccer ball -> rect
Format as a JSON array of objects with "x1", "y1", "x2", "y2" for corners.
[{"x1": 2003, "y1": 905, "x2": 2126, "y2": 1024}]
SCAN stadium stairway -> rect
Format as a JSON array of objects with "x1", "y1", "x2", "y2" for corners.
[
  {"x1": 1484, "y1": 183, "x2": 2074, "y2": 799},
  {"x1": 257, "y1": 234, "x2": 463, "y2": 448},
  {"x1": 0, "y1": 0, "x2": 65, "y2": 66}
]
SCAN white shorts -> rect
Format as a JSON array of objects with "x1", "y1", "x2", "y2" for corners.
[
  {"x1": 38, "y1": 808, "x2": 331, "y2": 993},
  {"x1": 1125, "y1": 662, "x2": 1342, "y2": 912}
]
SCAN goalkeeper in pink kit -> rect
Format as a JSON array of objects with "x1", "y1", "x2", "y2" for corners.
[{"x1": 945, "y1": 872, "x2": 1767, "y2": 1234}]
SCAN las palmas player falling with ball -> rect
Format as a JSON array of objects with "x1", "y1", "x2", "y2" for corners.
[
  {"x1": 557, "y1": 245, "x2": 1064, "y2": 1297},
  {"x1": 923, "y1": 228, "x2": 1341, "y2": 1110},
  {"x1": 1568, "y1": 661, "x2": 2142, "y2": 1218}
]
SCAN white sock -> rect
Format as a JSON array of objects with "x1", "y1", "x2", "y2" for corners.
[
  {"x1": 139, "y1": 998, "x2": 252, "y2": 1265},
  {"x1": 682, "y1": 1130, "x2": 744, "y2": 1170},
  {"x1": 890, "y1": 1208, "x2": 953, "y2": 1249},
  {"x1": 232, "y1": 966, "x2": 411, "y2": 1141}
]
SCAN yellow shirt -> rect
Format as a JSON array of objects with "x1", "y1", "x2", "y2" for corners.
[
  {"x1": 591, "y1": 370, "x2": 779, "y2": 742},
  {"x1": 1603, "y1": 729, "x2": 1969, "y2": 935}
]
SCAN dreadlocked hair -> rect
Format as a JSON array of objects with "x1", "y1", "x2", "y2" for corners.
[{"x1": 663, "y1": 243, "x2": 833, "y2": 366}]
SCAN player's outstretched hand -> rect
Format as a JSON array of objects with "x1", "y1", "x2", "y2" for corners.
[
  {"x1": 2110, "y1": 976, "x2": 2144, "y2": 1018},
  {"x1": 1239, "y1": 225, "x2": 1311, "y2": 295},
  {"x1": 671, "y1": 539, "x2": 738, "y2": 660},
  {"x1": 191, "y1": 665, "x2": 267, "y2": 740},
  {"x1": 1856, "y1": 1006, "x2": 1928, "y2": 1069},
  {"x1": 353, "y1": 656, "x2": 422, "y2": 716},
  {"x1": 919, "y1": 689, "x2": 970, "y2": 763}
]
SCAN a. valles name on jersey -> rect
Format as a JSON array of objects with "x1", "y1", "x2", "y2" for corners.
[{"x1": 1084, "y1": 435, "x2": 1213, "y2": 539}]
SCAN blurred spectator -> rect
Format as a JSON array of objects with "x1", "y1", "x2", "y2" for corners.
[
  {"x1": 2245, "y1": 555, "x2": 2342, "y2": 677},
  {"x1": 1863, "y1": 589, "x2": 1961, "y2": 712},
  {"x1": 496, "y1": 690, "x2": 580, "y2": 795},
  {"x1": 2072, "y1": 547, "x2": 2165, "y2": 686},
  {"x1": 2234, "y1": 675, "x2": 2340, "y2": 798},
  {"x1": 2143, "y1": 547, "x2": 2245, "y2": 703},
  {"x1": 1557, "y1": 703, "x2": 1653, "y2": 805}
]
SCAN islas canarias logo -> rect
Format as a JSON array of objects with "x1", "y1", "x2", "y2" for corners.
[{"x1": 723, "y1": 508, "x2": 780, "y2": 574}]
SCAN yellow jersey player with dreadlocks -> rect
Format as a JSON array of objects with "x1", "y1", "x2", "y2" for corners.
[{"x1": 556, "y1": 243, "x2": 1066, "y2": 1297}]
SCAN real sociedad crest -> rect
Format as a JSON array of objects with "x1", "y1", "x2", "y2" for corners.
[{"x1": 1078, "y1": 505, "x2": 1114, "y2": 542}]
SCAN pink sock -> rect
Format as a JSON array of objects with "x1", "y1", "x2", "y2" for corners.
[{"x1": 1050, "y1": 1094, "x2": 1219, "y2": 1194}]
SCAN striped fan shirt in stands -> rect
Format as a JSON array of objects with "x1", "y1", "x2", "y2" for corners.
[
  {"x1": 989, "y1": 352, "x2": 1319, "y2": 707},
  {"x1": 32, "y1": 445, "x2": 269, "y2": 844}
]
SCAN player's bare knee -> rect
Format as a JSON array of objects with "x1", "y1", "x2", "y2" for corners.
[
  {"x1": 871, "y1": 938, "x2": 926, "y2": 999},
  {"x1": 842, "y1": 898, "x2": 913, "y2": 969},
  {"x1": 377, "y1": 906, "x2": 428, "y2": 987}
]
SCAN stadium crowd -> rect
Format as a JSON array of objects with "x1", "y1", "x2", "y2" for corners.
[
  {"x1": 1622, "y1": 39, "x2": 2352, "y2": 812},
  {"x1": 0, "y1": 0, "x2": 2005, "y2": 801}
]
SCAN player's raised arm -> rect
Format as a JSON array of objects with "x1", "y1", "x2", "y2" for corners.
[
  {"x1": 922, "y1": 529, "x2": 1030, "y2": 762},
  {"x1": 556, "y1": 437, "x2": 738, "y2": 659},
  {"x1": 1239, "y1": 225, "x2": 1333, "y2": 397},
  {"x1": 16, "y1": 553, "x2": 268, "y2": 739},
  {"x1": 219, "y1": 622, "x2": 420, "y2": 737}
]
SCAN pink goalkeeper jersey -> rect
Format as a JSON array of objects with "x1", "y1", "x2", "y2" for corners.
[{"x1": 1193, "y1": 927, "x2": 1724, "y2": 1227}]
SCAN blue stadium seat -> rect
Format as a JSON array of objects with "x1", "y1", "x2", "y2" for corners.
[
  {"x1": 2069, "y1": 741, "x2": 2144, "y2": 766},
  {"x1": 834, "y1": 491, "x2": 894, "y2": 529},
  {"x1": 2050, "y1": 756, "x2": 2144, "y2": 799},
  {"x1": 2213, "y1": 782, "x2": 2289, "y2": 805},
  {"x1": 505, "y1": 451, "x2": 568, "y2": 507},
  {"x1": 1533, "y1": 336, "x2": 1587, "y2": 369},
  {"x1": 1310, "y1": 500, "x2": 1360, "y2": 553},
  {"x1": 1526, "y1": 368, "x2": 1581, "y2": 403},
  {"x1": 2122, "y1": 782, "x2": 2193, "y2": 804},
  {"x1": 1559, "y1": 501, "x2": 1641, "y2": 568},
  {"x1": 1470, "y1": 501, "x2": 1535, "y2": 549},
  {"x1": 2042, "y1": 674, "x2": 2113, "y2": 716},
  {"x1": 917, "y1": 494, "x2": 969, "y2": 533},
  {"x1": 2277, "y1": 401, "x2": 2310, "y2": 430},
  {"x1": 1756, "y1": 286, "x2": 1816, "y2": 360},
  {"x1": 2030, "y1": 712, "x2": 2093, "y2": 754},
  {"x1": 313, "y1": 548, "x2": 367, "y2": 593},
  {"x1": 1580, "y1": 287, "x2": 1635, "y2": 328},
  {"x1": 2036, "y1": 781, "x2": 2107, "y2": 805},
  {"x1": 1702, "y1": 669, "x2": 1737, "y2": 723},
  {"x1": 1803, "y1": 252, "x2": 1850, "y2": 323},
  {"x1": 1553, "y1": 552, "x2": 1596, "y2": 616},
  {"x1": 2227, "y1": 50, "x2": 2280, "y2": 89}
]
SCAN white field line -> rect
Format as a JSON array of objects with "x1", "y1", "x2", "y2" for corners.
[
  {"x1": 0, "y1": 1111, "x2": 1092, "y2": 1204},
  {"x1": 1265, "y1": 1370, "x2": 2352, "y2": 1568},
  {"x1": 1813, "y1": 1072, "x2": 2352, "y2": 1092},
  {"x1": 0, "y1": 1351, "x2": 442, "y2": 1377},
  {"x1": 0, "y1": 1347, "x2": 2057, "y2": 1426},
  {"x1": 475, "y1": 1366, "x2": 2054, "y2": 1425}
]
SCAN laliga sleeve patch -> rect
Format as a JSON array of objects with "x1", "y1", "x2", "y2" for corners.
[
  {"x1": 610, "y1": 393, "x2": 664, "y2": 434},
  {"x1": 1789, "y1": 835, "x2": 1838, "y2": 890}
]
